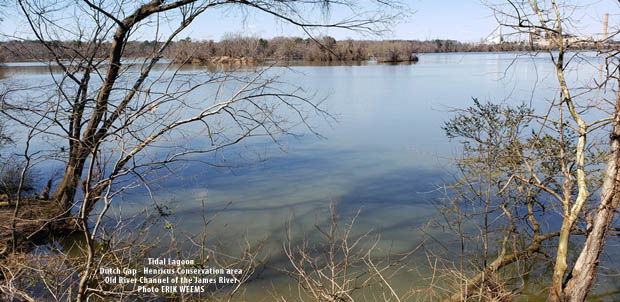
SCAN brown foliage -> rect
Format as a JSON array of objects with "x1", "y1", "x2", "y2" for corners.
[{"x1": 0, "y1": 36, "x2": 559, "y2": 65}]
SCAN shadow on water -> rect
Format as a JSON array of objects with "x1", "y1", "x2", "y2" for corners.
[{"x1": 130, "y1": 145, "x2": 446, "y2": 255}]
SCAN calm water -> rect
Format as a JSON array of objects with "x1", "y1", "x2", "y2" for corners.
[
  {"x1": 116, "y1": 52, "x2": 601, "y2": 245},
  {"x1": 1, "y1": 52, "x2": 618, "y2": 300}
]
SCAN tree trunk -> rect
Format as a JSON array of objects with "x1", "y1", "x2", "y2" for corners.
[
  {"x1": 548, "y1": 220, "x2": 572, "y2": 302},
  {"x1": 51, "y1": 18, "x2": 130, "y2": 216},
  {"x1": 52, "y1": 145, "x2": 89, "y2": 215},
  {"x1": 562, "y1": 85, "x2": 620, "y2": 302}
]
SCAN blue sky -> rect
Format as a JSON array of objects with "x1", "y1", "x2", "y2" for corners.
[
  {"x1": 1, "y1": 0, "x2": 617, "y2": 42},
  {"x1": 143, "y1": 0, "x2": 508, "y2": 42}
]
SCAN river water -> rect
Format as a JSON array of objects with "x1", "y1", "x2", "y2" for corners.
[{"x1": 1, "y1": 52, "x2": 618, "y2": 300}]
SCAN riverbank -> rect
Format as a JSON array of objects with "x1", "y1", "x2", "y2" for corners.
[
  {"x1": 0, "y1": 197, "x2": 74, "y2": 256},
  {"x1": 2, "y1": 37, "x2": 615, "y2": 64}
]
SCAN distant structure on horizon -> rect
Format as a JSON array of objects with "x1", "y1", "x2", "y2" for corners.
[
  {"x1": 603, "y1": 13, "x2": 609, "y2": 40},
  {"x1": 485, "y1": 25, "x2": 504, "y2": 45},
  {"x1": 528, "y1": 13, "x2": 613, "y2": 47}
]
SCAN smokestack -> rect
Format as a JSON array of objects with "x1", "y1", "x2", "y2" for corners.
[{"x1": 604, "y1": 13, "x2": 609, "y2": 39}]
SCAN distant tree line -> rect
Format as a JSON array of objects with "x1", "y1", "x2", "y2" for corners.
[{"x1": 0, "y1": 35, "x2": 607, "y2": 64}]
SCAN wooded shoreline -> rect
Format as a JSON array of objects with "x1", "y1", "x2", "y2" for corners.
[{"x1": 2, "y1": 36, "x2": 615, "y2": 64}]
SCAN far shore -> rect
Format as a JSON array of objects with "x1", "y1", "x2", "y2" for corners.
[{"x1": 2, "y1": 37, "x2": 616, "y2": 65}]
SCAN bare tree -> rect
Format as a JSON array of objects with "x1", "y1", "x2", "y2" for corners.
[
  {"x1": 0, "y1": 0, "x2": 407, "y2": 300},
  {"x1": 281, "y1": 202, "x2": 422, "y2": 302},
  {"x1": 562, "y1": 48, "x2": 620, "y2": 302},
  {"x1": 2, "y1": 0, "x2": 405, "y2": 218},
  {"x1": 492, "y1": 2, "x2": 620, "y2": 301},
  {"x1": 435, "y1": 1, "x2": 620, "y2": 301},
  {"x1": 436, "y1": 99, "x2": 596, "y2": 301}
]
